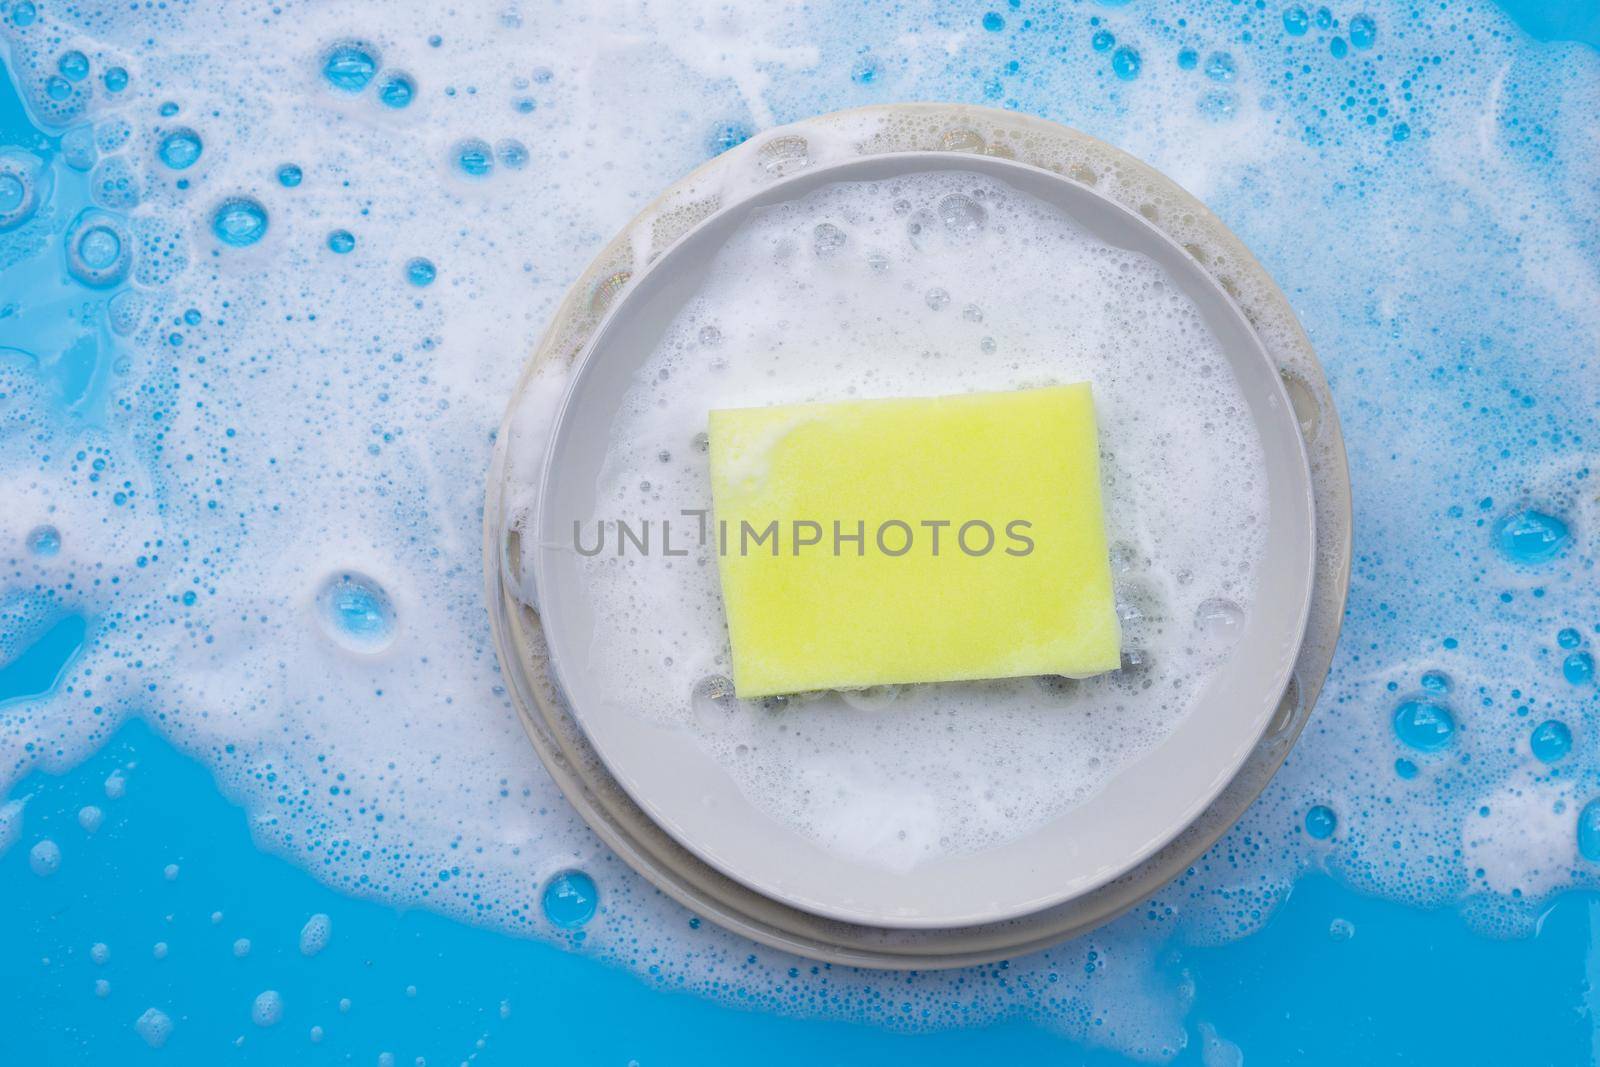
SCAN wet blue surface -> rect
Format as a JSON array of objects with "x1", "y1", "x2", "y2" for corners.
[
  {"x1": 1, "y1": 718, "x2": 1593, "y2": 1063},
  {"x1": 3, "y1": 0, "x2": 1600, "y2": 1060}
]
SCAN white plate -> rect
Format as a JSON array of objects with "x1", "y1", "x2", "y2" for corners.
[{"x1": 528, "y1": 151, "x2": 1316, "y2": 929}]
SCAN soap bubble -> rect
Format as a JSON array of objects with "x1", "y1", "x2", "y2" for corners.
[
  {"x1": 1392, "y1": 699, "x2": 1455, "y2": 753},
  {"x1": 376, "y1": 71, "x2": 416, "y2": 109},
  {"x1": 65, "y1": 210, "x2": 132, "y2": 287},
  {"x1": 211, "y1": 197, "x2": 269, "y2": 247},
  {"x1": 1495, "y1": 509, "x2": 1569, "y2": 564},
  {"x1": 453, "y1": 138, "x2": 494, "y2": 177},
  {"x1": 1194, "y1": 598, "x2": 1245, "y2": 646},
  {"x1": 405, "y1": 257, "x2": 437, "y2": 287},
  {"x1": 812, "y1": 222, "x2": 847, "y2": 256},
  {"x1": 26, "y1": 525, "x2": 60, "y2": 555},
  {"x1": 937, "y1": 193, "x2": 987, "y2": 241},
  {"x1": 157, "y1": 128, "x2": 203, "y2": 170},
  {"x1": 541, "y1": 869, "x2": 598, "y2": 928},
  {"x1": 316, "y1": 572, "x2": 397, "y2": 653},
  {"x1": 322, "y1": 41, "x2": 379, "y2": 92},
  {"x1": 1530, "y1": 720, "x2": 1572, "y2": 763}
]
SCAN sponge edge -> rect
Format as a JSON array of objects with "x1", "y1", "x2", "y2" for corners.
[{"x1": 708, "y1": 383, "x2": 1122, "y2": 698}]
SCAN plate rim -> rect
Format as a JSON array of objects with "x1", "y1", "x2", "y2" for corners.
[{"x1": 527, "y1": 148, "x2": 1319, "y2": 928}]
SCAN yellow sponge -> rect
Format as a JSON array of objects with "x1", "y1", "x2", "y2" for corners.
[{"x1": 707, "y1": 383, "x2": 1121, "y2": 697}]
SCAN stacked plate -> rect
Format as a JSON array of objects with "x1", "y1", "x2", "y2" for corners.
[{"x1": 483, "y1": 104, "x2": 1351, "y2": 968}]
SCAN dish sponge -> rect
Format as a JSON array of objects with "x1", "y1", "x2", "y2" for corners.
[{"x1": 708, "y1": 383, "x2": 1121, "y2": 698}]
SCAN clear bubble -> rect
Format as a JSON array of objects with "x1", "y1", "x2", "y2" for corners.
[
  {"x1": 937, "y1": 193, "x2": 987, "y2": 240},
  {"x1": 1530, "y1": 720, "x2": 1572, "y2": 763},
  {"x1": 812, "y1": 222, "x2": 847, "y2": 256},
  {"x1": 1348, "y1": 14, "x2": 1377, "y2": 49},
  {"x1": 453, "y1": 138, "x2": 494, "y2": 178},
  {"x1": 496, "y1": 139, "x2": 529, "y2": 170},
  {"x1": 1563, "y1": 651, "x2": 1594, "y2": 686},
  {"x1": 405, "y1": 257, "x2": 437, "y2": 287},
  {"x1": 103, "y1": 67, "x2": 129, "y2": 93},
  {"x1": 756, "y1": 135, "x2": 809, "y2": 177},
  {"x1": 316, "y1": 572, "x2": 397, "y2": 653},
  {"x1": 376, "y1": 71, "x2": 416, "y2": 109},
  {"x1": 276, "y1": 163, "x2": 303, "y2": 188},
  {"x1": 58, "y1": 50, "x2": 90, "y2": 82},
  {"x1": 541, "y1": 869, "x2": 598, "y2": 928},
  {"x1": 157, "y1": 128, "x2": 202, "y2": 170},
  {"x1": 1111, "y1": 46, "x2": 1142, "y2": 81},
  {"x1": 65, "y1": 210, "x2": 132, "y2": 287},
  {"x1": 1392, "y1": 699, "x2": 1455, "y2": 752},
  {"x1": 326, "y1": 229, "x2": 356, "y2": 254},
  {"x1": 1419, "y1": 669, "x2": 1450, "y2": 694},
  {"x1": 1495, "y1": 510, "x2": 1574, "y2": 565},
  {"x1": 1283, "y1": 6, "x2": 1310, "y2": 35},
  {"x1": 26, "y1": 524, "x2": 60, "y2": 555},
  {"x1": 1304, "y1": 804, "x2": 1336, "y2": 839},
  {"x1": 924, "y1": 287, "x2": 950, "y2": 310},
  {"x1": 1328, "y1": 918, "x2": 1356, "y2": 941},
  {"x1": 1194, "y1": 598, "x2": 1245, "y2": 646},
  {"x1": 211, "y1": 197, "x2": 269, "y2": 247},
  {"x1": 322, "y1": 42, "x2": 380, "y2": 92}
]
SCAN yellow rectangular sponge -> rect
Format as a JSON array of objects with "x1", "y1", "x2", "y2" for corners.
[{"x1": 707, "y1": 383, "x2": 1121, "y2": 698}]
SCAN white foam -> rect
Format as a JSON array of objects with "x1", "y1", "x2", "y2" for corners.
[
  {"x1": 573, "y1": 169, "x2": 1268, "y2": 867},
  {"x1": 0, "y1": 0, "x2": 1597, "y2": 1057}
]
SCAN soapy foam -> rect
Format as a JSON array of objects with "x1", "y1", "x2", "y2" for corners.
[
  {"x1": 0, "y1": 0, "x2": 1597, "y2": 1059},
  {"x1": 576, "y1": 169, "x2": 1268, "y2": 868}
]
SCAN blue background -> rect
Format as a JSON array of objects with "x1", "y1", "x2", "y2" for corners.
[{"x1": 5, "y1": 1, "x2": 1600, "y2": 1062}]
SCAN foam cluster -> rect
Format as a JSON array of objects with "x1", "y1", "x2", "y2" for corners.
[
  {"x1": 0, "y1": 0, "x2": 1597, "y2": 1059},
  {"x1": 575, "y1": 169, "x2": 1267, "y2": 867}
]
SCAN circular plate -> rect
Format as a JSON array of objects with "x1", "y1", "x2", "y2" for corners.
[
  {"x1": 485, "y1": 103, "x2": 1352, "y2": 965},
  {"x1": 528, "y1": 152, "x2": 1316, "y2": 928}
]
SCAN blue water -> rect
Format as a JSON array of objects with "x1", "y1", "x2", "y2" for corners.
[
  {"x1": 2, "y1": 719, "x2": 1592, "y2": 1063},
  {"x1": 3, "y1": 0, "x2": 1600, "y2": 1060}
]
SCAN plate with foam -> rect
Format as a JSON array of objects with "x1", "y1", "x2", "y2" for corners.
[{"x1": 528, "y1": 152, "x2": 1315, "y2": 928}]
